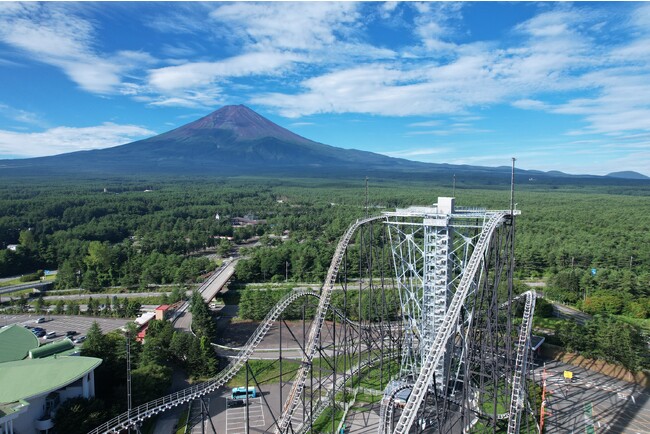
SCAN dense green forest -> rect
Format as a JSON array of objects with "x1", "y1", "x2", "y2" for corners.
[{"x1": 1, "y1": 176, "x2": 648, "y2": 322}]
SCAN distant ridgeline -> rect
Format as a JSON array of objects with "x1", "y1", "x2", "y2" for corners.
[{"x1": 1, "y1": 105, "x2": 648, "y2": 183}]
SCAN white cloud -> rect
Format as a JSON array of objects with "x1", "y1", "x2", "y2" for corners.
[
  {"x1": 512, "y1": 99, "x2": 549, "y2": 110},
  {"x1": 382, "y1": 147, "x2": 451, "y2": 158},
  {"x1": 250, "y1": 1, "x2": 650, "y2": 157},
  {"x1": 0, "y1": 3, "x2": 154, "y2": 94},
  {"x1": 379, "y1": 2, "x2": 399, "y2": 20},
  {"x1": 0, "y1": 103, "x2": 44, "y2": 127},
  {"x1": 409, "y1": 120, "x2": 441, "y2": 127},
  {"x1": 515, "y1": 10, "x2": 581, "y2": 38},
  {"x1": 0, "y1": 123, "x2": 156, "y2": 158},
  {"x1": 630, "y1": 3, "x2": 650, "y2": 31},
  {"x1": 210, "y1": 2, "x2": 360, "y2": 51},
  {"x1": 410, "y1": 2, "x2": 464, "y2": 52},
  {"x1": 148, "y1": 51, "x2": 301, "y2": 92}
]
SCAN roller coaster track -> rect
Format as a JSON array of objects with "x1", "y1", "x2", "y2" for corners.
[
  {"x1": 378, "y1": 381, "x2": 411, "y2": 434},
  {"x1": 88, "y1": 288, "x2": 319, "y2": 434},
  {"x1": 275, "y1": 215, "x2": 387, "y2": 433},
  {"x1": 392, "y1": 212, "x2": 507, "y2": 434},
  {"x1": 507, "y1": 290, "x2": 536, "y2": 434},
  {"x1": 88, "y1": 215, "x2": 384, "y2": 434},
  {"x1": 294, "y1": 350, "x2": 401, "y2": 434}
]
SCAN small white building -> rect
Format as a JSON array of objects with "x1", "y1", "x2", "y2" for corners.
[{"x1": 0, "y1": 325, "x2": 101, "y2": 434}]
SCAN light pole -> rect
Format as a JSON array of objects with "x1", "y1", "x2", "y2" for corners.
[{"x1": 126, "y1": 328, "x2": 132, "y2": 434}]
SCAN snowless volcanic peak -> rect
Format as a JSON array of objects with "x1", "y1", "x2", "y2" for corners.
[{"x1": 179, "y1": 104, "x2": 307, "y2": 143}]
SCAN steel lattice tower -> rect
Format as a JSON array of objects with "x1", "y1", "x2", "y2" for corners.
[{"x1": 382, "y1": 197, "x2": 527, "y2": 433}]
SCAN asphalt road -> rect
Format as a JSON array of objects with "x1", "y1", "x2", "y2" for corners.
[
  {"x1": 534, "y1": 358, "x2": 650, "y2": 433},
  {"x1": 551, "y1": 303, "x2": 592, "y2": 325},
  {"x1": 152, "y1": 261, "x2": 237, "y2": 434}
]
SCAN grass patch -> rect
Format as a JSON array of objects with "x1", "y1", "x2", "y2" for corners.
[
  {"x1": 308, "y1": 407, "x2": 346, "y2": 434},
  {"x1": 0, "y1": 277, "x2": 30, "y2": 287},
  {"x1": 175, "y1": 408, "x2": 189, "y2": 434},
  {"x1": 533, "y1": 316, "x2": 567, "y2": 330},
  {"x1": 358, "y1": 360, "x2": 399, "y2": 390},
  {"x1": 352, "y1": 391, "x2": 382, "y2": 404},
  {"x1": 5, "y1": 288, "x2": 34, "y2": 297},
  {"x1": 226, "y1": 359, "x2": 301, "y2": 388}
]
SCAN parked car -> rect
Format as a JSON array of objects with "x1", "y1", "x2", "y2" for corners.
[
  {"x1": 73, "y1": 336, "x2": 86, "y2": 344},
  {"x1": 227, "y1": 399, "x2": 246, "y2": 408},
  {"x1": 32, "y1": 329, "x2": 45, "y2": 337},
  {"x1": 65, "y1": 330, "x2": 78, "y2": 337},
  {"x1": 35, "y1": 317, "x2": 46, "y2": 324},
  {"x1": 45, "y1": 331, "x2": 57, "y2": 339}
]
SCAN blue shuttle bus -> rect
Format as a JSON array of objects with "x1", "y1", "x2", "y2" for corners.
[{"x1": 231, "y1": 386, "x2": 257, "y2": 399}]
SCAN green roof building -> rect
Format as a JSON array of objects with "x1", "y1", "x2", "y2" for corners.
[
  {"x1": 0, "y1": 324, "x2": 102, "y2": 434},
  {"x1": 0, "y1": 324, "x2": 39, "y2": 363}
]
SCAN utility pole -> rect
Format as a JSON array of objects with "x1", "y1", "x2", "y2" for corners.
[
  {"x1": 285, "y1": 261, "x2": 289, "y2": 282},
  {"x1": 452, "y1": 174, "x2": 456, "y2": 198},
  {"x1": 245, "y1": 361, "x2": 250, "y2": 434},
  {"x1": 126, "y1": 328, "x2": 132, "y2": 434}
]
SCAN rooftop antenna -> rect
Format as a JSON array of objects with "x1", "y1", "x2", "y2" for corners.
[{"x1": 510, "y1": 158, "x2": 516, "y2": 215}]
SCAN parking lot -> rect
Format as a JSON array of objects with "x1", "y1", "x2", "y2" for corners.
[
  {"x1": 534, "y1": 359, "x2": 650, "y2": 433},
  {"x1": 0, "y1": 313, "x2": 131, "y2": 343},
  {"x1": 225, "y1": 397, "x2": 265, "y2": 433}
]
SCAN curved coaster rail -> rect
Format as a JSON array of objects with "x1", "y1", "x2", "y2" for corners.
[
  {"x1": 87, "y1": 288, "x2": 318, "y2": 434},
  {"x1": 378, "y1": 381, "x2": 412, "y2": 434},
  {"x1": 506, "y1": 290, "x2": 536, "y2": 434},
  {"x1": 294, "y1": 350, "x2": 400, "y2": 434},
  {"x1": 392, "y1": 212, "x2": 507, "y2": 434},
  {"x1": 275, "y1": 215, "x2": 386, "y2": 433},
  {"x1": 89, "y1": 215, "x2": 384, "y2": 434}
]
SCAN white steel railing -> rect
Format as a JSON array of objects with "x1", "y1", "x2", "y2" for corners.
[
  {"x1": 392, "y1": 212, "x2": 506, "y2": 434},
  {"x1": 89, "y1": 215, "x2": 385, "y2": 434},
  {"x1": 275, "y1": 215, "x2": 386, "y2": 433},
  {"x1": 507, "y1": 290, "x2": 536, "y2": 434},
  {"x1": 87, "y1": 288, "x2": 319, "y2": 434}
]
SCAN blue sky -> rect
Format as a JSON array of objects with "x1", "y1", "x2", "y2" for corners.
[{"x1": 1, "y1": 2, "x2": 649, "y2": 176}]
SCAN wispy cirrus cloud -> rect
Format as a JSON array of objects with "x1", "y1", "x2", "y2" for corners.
[
  {"x1": 252, "y1": 5, "x2": 598, "y2": 117},
  {"x1": 209, "y1": 2, "x2": 360, "y2": 51},
  {"x1": 251, "y1": 1, "x2": 650, "y2": 156},
  {"x1": 409, "y1": 120, "x2": 441, "y2": 127},
  {"x1": 382, "y1": 147, "x2": 452, "y2": 158},
  {"x1": 148, "y1": 51, "x2": 302, "y2": 92},
  {"x1": 0, "y1": 3, "x2": 154, "y2": 94},
  {"x1": 0, "y1": 123, "x2": 155, "y2": 158},
  {"x1": 0, "y1": 103, "x2": 45, "y2": 127}
]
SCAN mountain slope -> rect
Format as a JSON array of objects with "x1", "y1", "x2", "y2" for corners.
[
  {"x1": 606, "y1": 171, "x2": 649, "y2": 180},
  {"x1": 0, "y1": 105, "x2": 435, "y2": 175},
  {"x1": 1, "y1": 105, "x2": 646, "y2": 182}
]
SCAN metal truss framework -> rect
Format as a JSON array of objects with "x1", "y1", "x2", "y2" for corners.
[
  {"x1": 88, "y1": 200, "x2": 538, "y2": 434},
  {"x1": 381, "y1": 198, "x2": 538, "y2": 434}
]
